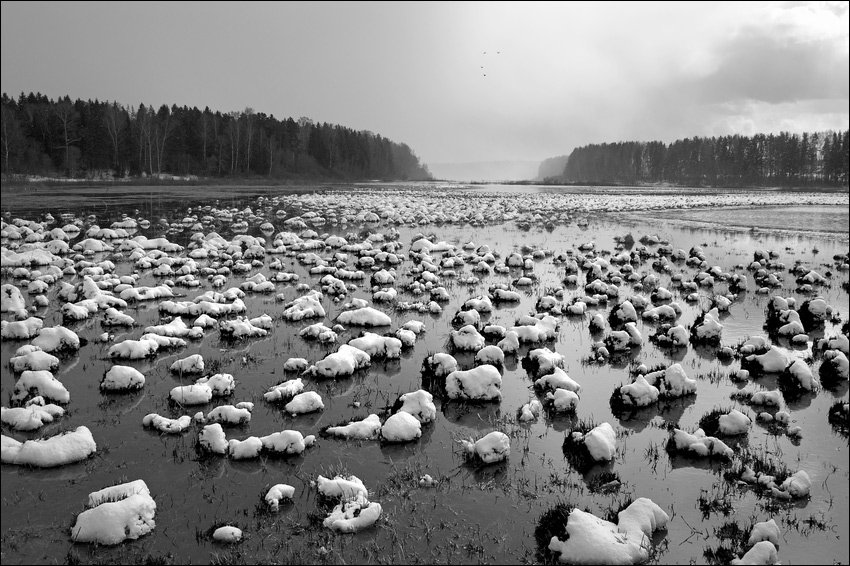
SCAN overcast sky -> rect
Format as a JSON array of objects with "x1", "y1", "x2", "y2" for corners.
[{"x1": 2, "y1": 1, "x2": 847, "y2": 166}]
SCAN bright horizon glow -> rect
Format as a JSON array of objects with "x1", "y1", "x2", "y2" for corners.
[{"x1": 2, "y1": 1, "x2": 847, "y2": 168}]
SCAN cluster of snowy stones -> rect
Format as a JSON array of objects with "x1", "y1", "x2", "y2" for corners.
[{"x1": 1, "y1": 194, "x2": 846, "y2": 556}]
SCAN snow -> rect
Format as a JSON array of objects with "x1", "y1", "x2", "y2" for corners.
[
  {"x1": 265, "y1": 484, "x2": 295, "y2": 510},
  {"x1": 746, "y1": 346, "x2": 788, "y2": 374},
  {"x1": 450, "y1": 324, "x2": 485, "y2": 351},
  {"x1": 206, "y1": 405, "x2": 252, "y2": 425},
  {"x1": 776, "y1": 470, "x2": 811, "y2": 498},
  {"x1": 195, "y1": 373, "x2": 236, "y2": 396},
  {"x1": 719, "y1": 409, "x2": 751, "y2": 435},
  {"x1": 227, "y1": 436, "x2": 263, "y2": 459},
  {"x1": 1, "y1": 399, "x2": 65, "y2": 431},
  {"x1": 323, "y1": 495, "x2": 382, "y2": 533},
  {"x1": 548, "y1": 498, "x2": 670, "y2": 565},
  {"x1": 692, "y1": 308, "x2": 723, "y2": 342},
  {"x1": 526, "y1": 348, "x2": 565, "y2": 377},
  {"x1": 9, "y1": 347, "x2": 59, "y2": 372},
  {"x1": 1, "y1": 284, "x2": 27, "y2": 314},
  {"x1": 71, "y1": 479, "x2": 156, "y2": 545},
  {"x1": 12, "y1": 370, "x2": 70, "y2": 403},
  {"x1": 282, "y1": 290, "x2": 326, "y2": 320},
  {"x1": 748, "y1": 519, "x2": 780, "y2": 547},
  {"x1": 2, "y1": 426, "x2": 96, "y2": 467},
  {"x1": 284, "y1": 391, "x2": 324, "y2": 415},
  {"x1": 170, "y1": 384, "x2": 213, "y2": 405},
  {"x1": 475, "y1": 344, "x2": 505, "y2": 366},
  {"x1": 518, "y1": 399, "x2": 543, "y2": 422},
  {"x1": 212, "y1": 526, "x2": 243, "y2": 543},
  {"x1": 282, "y1": 357, "x2": 309, "y2": 372},
  {"x1": 396, "y1": 389, "x2": 436, "y2": 423},
  {"x1": 424, "y1": 353, "x2": 458, "y2": 376},
  {"x1": 300, "y1": 322, "x2": 338, "y2": 342},
  {"x1": 446, "y1": 365, "x2": 502, "y2": 401},
  {"x1": 170, "y1": 354, "x2": 204, "y2": 374},
  {"x1": 546, "y1": 388, "x2": 580, "y2": 412},
  {"x1": 1, "y1": 317, "x2": 43, "y2": 340},
  {"x1": 317, "y1": 474, "x2": 368, "y2": 500},
  {"x1": 535, "y1": 367, "x2": 581, "y2": 394},
  {"x1": 325, "y1": 414, "x2": 382, "y2": 440},
  {"x1": 462, "y1": 431, "x2": 510, "y2": 464},
  {"x1": 670, "y1": 428, "x2": 733, "y2": 458},
  {"x1": 348, "y1": 332, "x2": 402, "y2": 358},
  {"x1": 497, "y1": 330, "x2": 520, "y2": 353},
  {"x1": 101, "y1": 365, "x2": 145, "y2": 391},
  {"x1": 264, "y1": 378, "x2": 305, "y2": 402},
  {"x1": 786, "y1": 358, "x2": 818, "y2": 391},
  {"x1": 314, "y1": 344, "x2": 371, "y2": 378},
  {"x1": 31, "y1": 325, "x2": 80, "y2": 353},
  {"x1": 336, "y1": 306, "x2": 391, "y2": 326},
  {"x1": 142, "y1": 413, "x2": 192, "y2": 434},
  {"x1": 107, "y1": 338, "x2": 159, "y2": 360},
  {"x1": 198, "y1": 423, "x2": 228, "y2": 454},
  {"x1": 645, "y1": 363, "x2": 697, "y2": 398},
  {"x1": 219, "y1": 316, "x2": 269, "y2": 338},
  {"x1": 583, "y1": 422, "x2": 616, "y2": 462},
  {"x1": 617, "y1": 376, "x2": 660, "y2": 407},
  {"x1": 731, "y1": 541, "x2": 779, "y2": 565},
  {"x1": 750, "y1": 390, "x2": 782, "y2": 406},
  {"x1": 381, "y1": 411, "x2": 422, "y2": 442},
  {"x1": 260, "y1": 430, "x2": 310, "y2": 455}
]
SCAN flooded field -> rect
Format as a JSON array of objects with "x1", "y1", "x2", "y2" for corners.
[{"x1": 1, "y1": 183, "x2": 848, "y2": 565}]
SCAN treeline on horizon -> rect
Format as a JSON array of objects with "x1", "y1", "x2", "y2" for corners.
[
  {"x1": 0, "y1": 92, "x2": 431, "y2": 181},
  {"x1": 556, "y1": 131, "x2": 849, "y2": 187}
]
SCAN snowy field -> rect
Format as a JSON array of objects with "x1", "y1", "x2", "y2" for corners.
[{"x1": 1, "y1": 183, "x2": 848, "y2": 565}]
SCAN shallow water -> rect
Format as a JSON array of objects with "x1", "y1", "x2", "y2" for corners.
[{"x1": 1, "y1": 183, "x2": 848, "y2": 565}]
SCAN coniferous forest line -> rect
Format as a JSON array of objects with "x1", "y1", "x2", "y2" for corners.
[
  {"x1": 557, "y1": 131, "x2": 849, "y2": 187},
  {"x1": 0, "y1": 93, "x2": 432, "y2": 181}
]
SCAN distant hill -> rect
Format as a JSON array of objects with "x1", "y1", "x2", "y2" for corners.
[
  {"x1": 536, "y1": 155, "x2": 569, "y2": 181},
  {"x1": 427, "y1": 160, "x2": 540, "y2": 182}
]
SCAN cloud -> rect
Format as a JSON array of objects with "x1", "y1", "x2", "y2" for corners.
[{"x1": 685, "y1": 26, "x2": 849, "y2": 105}]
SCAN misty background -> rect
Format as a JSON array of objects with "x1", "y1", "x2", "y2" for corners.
[{"x1": 1, "y1": 1, "x2": 848, "y2": 181}]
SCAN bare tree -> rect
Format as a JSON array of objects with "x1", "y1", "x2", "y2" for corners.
[
  {"x1": 54, "y1": 100, "x2": 80, "y2": 176},
  {"x1": 244, "y1": 107, "x2": 255, "y2": 173},
  {"x1": 104, "y1": 102, "x2": 126, "y2": 172},
  {"x1": 153, "y1": 105, "x2": 173, "y2": 174},
  {"x1": 227, "y1": 111, "x2": 241, "y2": 174}
]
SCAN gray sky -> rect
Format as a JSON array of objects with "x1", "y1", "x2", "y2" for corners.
[{"x1": 2, "y1": 1, "x2": 847, "y2": 166}]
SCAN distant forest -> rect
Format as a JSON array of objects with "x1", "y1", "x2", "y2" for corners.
[
  {"x1": 557, "y1": 131, "x2": 849, "y2": 187},
  {"x1": 0, "y1": 92, "x2": 431, "y2": 181}
]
